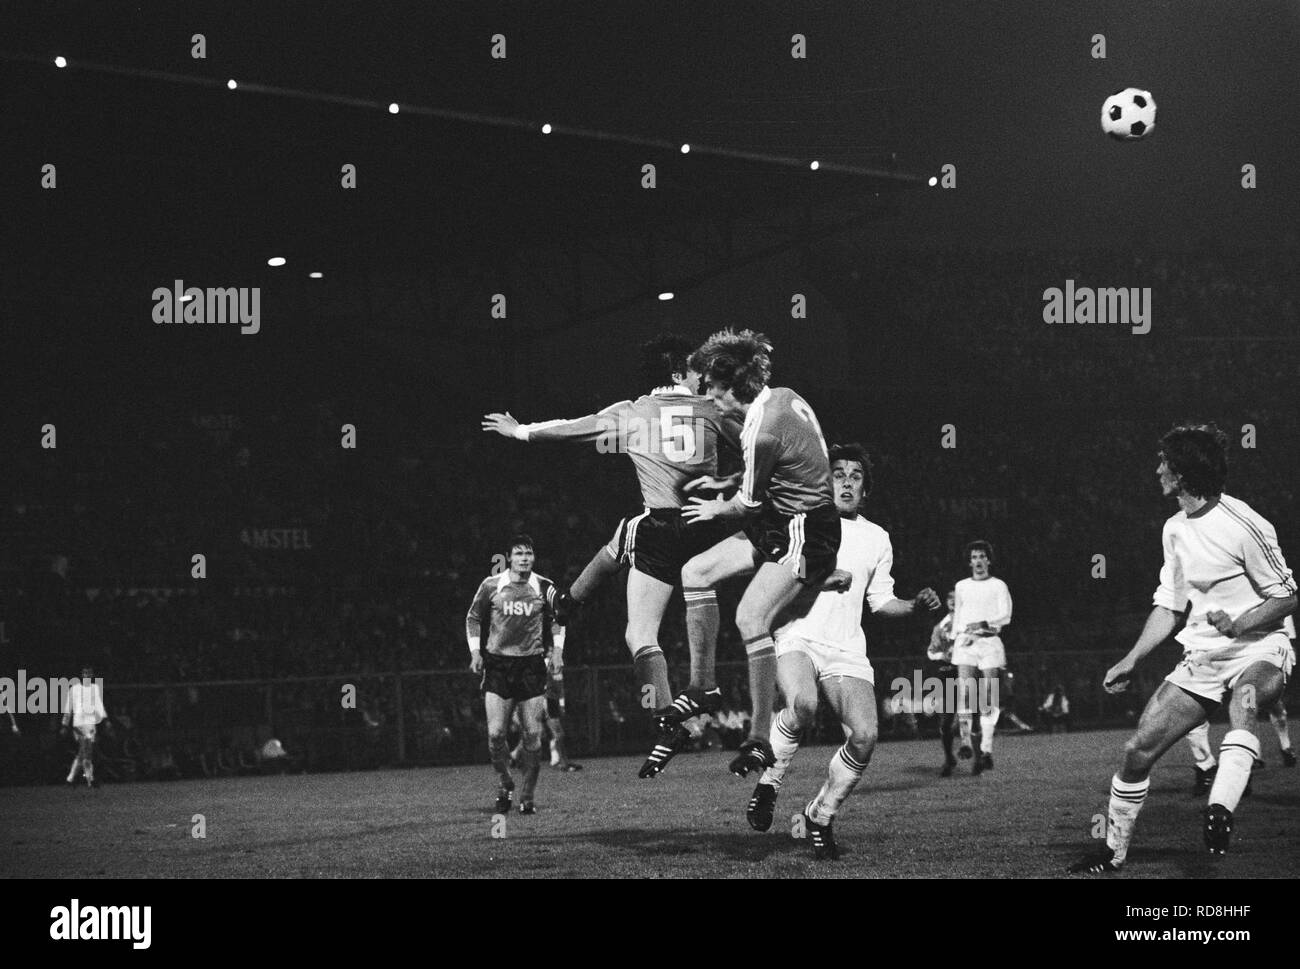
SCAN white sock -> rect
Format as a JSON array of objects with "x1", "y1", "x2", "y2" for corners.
[
  {"x1": 759, "y1": 708, "x2": 802, "y2": 789},
  {"x1": 979, "y1": 708, "x2": 999, "y2": 754},
  {"x1": 808, "y1": 744, "x2": 868, "y2": 824},
  {"x1": 1208, "y1": 729, "x2": 1260, "y2": 812},
  {"x1": 1186, "y1": 722, "x2": 1216, "y2": 769},
  {"x1": 1106, "y1": 774, "x2": 1150, "y2": 866}
]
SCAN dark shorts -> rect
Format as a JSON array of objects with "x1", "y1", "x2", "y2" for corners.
[
  {"x1": 744, "y1": 503, "x2": 841, "y2": 587},
  {"x1": 606, "y1": 509, "x2": 742, "y2": 586},
  {"x1": 481, "y1": 654, "x2": 549, "y2": 702}
]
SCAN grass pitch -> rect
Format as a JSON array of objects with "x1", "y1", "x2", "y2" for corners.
[{"x1": 4, "y1": 727, "x2": 1297, "y2": 878}]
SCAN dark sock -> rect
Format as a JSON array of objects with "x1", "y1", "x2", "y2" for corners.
[
  {"x1": 744, "y1": 634, "x2": 777, "y2": 740},
  {"x1": 683, "y1": 587, "x2": 718, "y2": 690},
  {"x1": 571, "y1": 549, "x2": 619, "y2": 603},
  {"x1": 488, "y1": 736, "x2": 512, "y2": 786},
  {"x1": 632, "y1": 645, "x2": 672, "y2": 714},
  {"x1": 520, "y1": 748, "x2": 542, "y2": 800}
]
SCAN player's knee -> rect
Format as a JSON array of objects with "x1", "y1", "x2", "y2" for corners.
[
  {"x1": 846, "y1": 723, "x2": 877, "y2": 759},
  {"x1": 487, "y1": 730, "x2": 508, "y2": 748},
  {"x1": 681, "y1": 559, "x2": 711, "y2": 588},
  {"x1": 1121, "y1": 735, "x2": 1155, "y2": 772},
  {"x1": 789, "y1": 694, "x2": 819, "y2": 727},
  {"x1": 521, "y1": 730, "x2": 543, "y2": 752},
  {"x1": 733, "y1": 603, "x2": 771, "y2": 641}
]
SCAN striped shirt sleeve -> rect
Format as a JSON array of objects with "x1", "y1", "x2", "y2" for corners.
[
  {"x1": 1234, "y1": 511, "x2": 1297, "y2": 599},
  {"x1": 517, "y1": 400, "x2": 631, "y2": 444},
  {"x1": 465, "y1": 578, "x2": 494, "y2": 653},
  {"x1": 739, "y1": 428, "x2": 779, "y2": 507}
]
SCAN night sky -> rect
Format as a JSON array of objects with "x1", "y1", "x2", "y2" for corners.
[{"x1": 2, "y1": 2, "x2": 1297, "y2": 421}]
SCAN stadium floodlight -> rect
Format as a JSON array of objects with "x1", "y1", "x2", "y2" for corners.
[
  {"x1": 810, "y1": 161, "x2": 820, "y2": 170},
  {"x1": 658, "y1": 292, "x2": 674, "y2": 301},
  {"x1": 309, "y1": 272, "x2": 323, "y2": 279},
  {"x1": 388, "y1": 102, "x2": 400, "y2": 114},
  {"x1": 680, "y1": 143, "x2": 690, "y2": 154},
  {"x1": 541, "y1": 123, "x2": 552, "y2": 134},
  {"x1": 267, "y1": 256, "x2": 286, "y2": 267},
  {"x1": 54, "y1": 56, "x2": 67, "y2": 68},
  {"x1": 227, "y1": 79, "x2": 238, "y2": 90}
]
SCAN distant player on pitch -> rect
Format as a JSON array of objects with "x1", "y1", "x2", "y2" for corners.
[
  {"x1": 62, "y1": 665, "x2": 108, "y2": 788},
  {"x1": 745, "y1": 444, "x2": 939, "y2": 859},
  {"x1": 1070, "y1": 423, "x2": 1295, "y2": 874},
  {"x1": 926, "y1": 590, "x2": 960, "y2": 775},
  {"x1": 951, "y1": 540, "x2": 1012, "y2": 774},
  {"x1": 466, "y1": 535, "x2": 565, "y2": 815}
]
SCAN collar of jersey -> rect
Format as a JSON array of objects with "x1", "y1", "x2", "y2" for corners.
[
  {"x1": 650, "y1": 385, "x2": 693, "y2": 396},
  {"x1": 496, "y1": 571, "x2": 541, "y2": 594}
]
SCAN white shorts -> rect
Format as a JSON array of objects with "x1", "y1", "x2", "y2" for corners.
[
  {"x1": 950, "y1": 635, "x2": 1006, "y2": 672},
  {"x1": 1165, "y1": 637, "x2": 1294, "y2": 704},
  {"x1": 775, "y1": 635, "x2": 875, "y2": 684}
]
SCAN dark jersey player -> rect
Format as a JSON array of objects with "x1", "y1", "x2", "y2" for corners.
[
  {"x1": 482, "y1": 335, "x2": 743, "y2": 761},
  {"x1": 648, "y1": 328, "x2": 842, "y2": 779},
  {"x1": 466, "y1": 535, "x2": 564, "y2": 815}
]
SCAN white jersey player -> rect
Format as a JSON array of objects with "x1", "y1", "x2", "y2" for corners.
[
  {"x1": 62, "y1": 666, "x2": 108, "y2": 788},
  {"x1": 1071, "y1": 424, "x2": 1296, "y2": 874},
  {"x1": 951, "y1": 541, "x2": 1012, "y2": 773},
  {"x1": 744, "y1": 443, "x2": 940, "y2": 860}
]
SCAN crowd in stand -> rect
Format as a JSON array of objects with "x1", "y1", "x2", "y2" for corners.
[{"x1": 2, "y1": 244, "x2": 1296, "y2": 775}]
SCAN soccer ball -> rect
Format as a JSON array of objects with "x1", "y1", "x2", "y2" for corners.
[{"x1": 1101, "y1": 87, "x2": 1157, "y2": 140}]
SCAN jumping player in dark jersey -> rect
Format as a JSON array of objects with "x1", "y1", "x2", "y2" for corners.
[
  {"x1": 647, "y1": 329, "x2": 842, "y2": 779},
  {"x1": 482, "y1": 335, "x2": 743, "y2": 763},
  {"x1": 466, "y1": 535, "x2": 564, "y2": 815}
]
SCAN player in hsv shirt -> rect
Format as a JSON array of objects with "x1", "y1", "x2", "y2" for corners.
[
  {"x1": 743, "y1": 443, "x2": 940, "y2": 859},
  {"x1": 482, "y1": 335, "x2": 742, "y2": 762},
  {"x1": 951, "y1": 541, "x2": 1013, "y2": 774},
  {"x1": 1070, "y1": 424, "x2": 1296, "y2": 874},
  {"x1": 650, "y1": 328, "x2": 843, "y2": 779},
  {"x1": 465, "y1": 535, "x2": 565, "y2": 815}
]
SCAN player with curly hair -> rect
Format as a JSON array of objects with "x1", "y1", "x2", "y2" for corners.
[
  {"x1": 1070, "y1": 423, "x2": 1296, "y2": 873},
  {"x1": 647, "y1": 328, "x2": 843, "y2": 779}
]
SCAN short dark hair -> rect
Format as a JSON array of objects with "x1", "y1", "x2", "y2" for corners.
[
  {"x1": 689, "y1": 329, "x2": 772, "y2": 404},
  {"x1": 965, "y1": 539, "x2": 994, "y2": 564},
  {"x1": 508, "y1": 534, "x2": 535, "y2": 553},
  {"x1": 1159, "y1": 422, "x2": 1228, "y2": 499},
  {"x1": 639, "y1": 333, "x2": 696, "y2": 390},
  {"x1": 828, "y1": 443, "x2": 873, "y2": 501}
]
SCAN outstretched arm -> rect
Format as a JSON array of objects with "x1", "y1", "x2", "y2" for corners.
[
  {"x1": 483, "y1": 401, "x2": 630, "y2": 445},
  {"x1": 1104, "y1": 605, "x2": 1184, "y2": 693}
]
